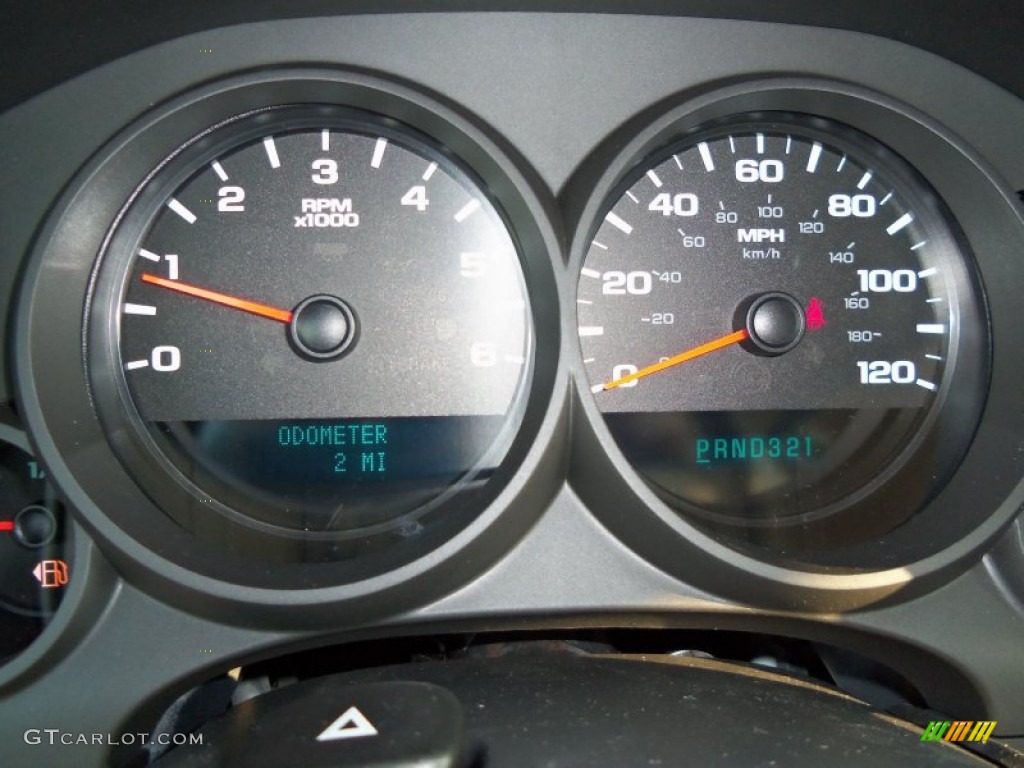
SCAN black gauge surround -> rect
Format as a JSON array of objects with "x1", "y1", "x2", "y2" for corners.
[
  {"x1": 578, "y1": 114, "x2": 987, "y2": 541},
  {"x1": 567, "y1": 79, "x2": 1024, "y2": 606},
  {"x1": 13, "y1": 70, "x2": 563, "y2": 615}
]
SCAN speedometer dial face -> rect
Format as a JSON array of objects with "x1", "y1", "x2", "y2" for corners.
[
  {"x1": 578, "y1": 114, "x2": 986, "y2": 530},
  {"x1": 90, "y1": 106, "x2": 532, "y2": 551}
]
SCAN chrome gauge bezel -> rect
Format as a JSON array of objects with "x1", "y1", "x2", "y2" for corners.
[
  {"x1": 14, "y1": 69, "x2": 564, "y2": 622},
  {"x1": 567, "y1": 79, "x2": 1023, "y2": 608}
]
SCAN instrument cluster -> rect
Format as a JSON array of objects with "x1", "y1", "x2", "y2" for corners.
[
  {"x1": 1, "y1": 16, "x2": 1023, "y2": 759},
  {"x1": 12, "y1": 68, "x2": 1020, "y2": 613}
]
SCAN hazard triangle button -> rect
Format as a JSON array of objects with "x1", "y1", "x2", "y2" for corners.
[
  {"x1": 150, "y1": 680, "x2": 464, "y2": 767},
  {"x1": 316, "y1": 706, "x2": 379, "y2": 741}
]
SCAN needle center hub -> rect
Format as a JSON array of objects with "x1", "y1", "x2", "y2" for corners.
[
  {"x1": 13, "y1": 505, "x2": 57, "y2": 548},
  {"x1": 745, "y1": 292, "x2": 806, "y2": 355},
  {"x1": 289, "y1": 295, "x2": 358, "y2": 361}
]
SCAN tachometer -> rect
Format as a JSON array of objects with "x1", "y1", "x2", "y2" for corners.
[
  {"x1": 578, "y1": 114, "x2": 987, "y2": 539},
  {"x1": 88, "y1": 105, "x2": 532, "y2": 559}
]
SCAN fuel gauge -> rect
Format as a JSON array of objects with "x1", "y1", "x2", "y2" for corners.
[{"x1": 0, "y1": 425, "x2": 69, "y2": 665}]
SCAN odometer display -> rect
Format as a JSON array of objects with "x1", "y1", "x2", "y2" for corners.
[
  {"x1": 90, "y1": 106, "x2": 532, "y2": 548},
  {"x1": 578, "y1": 114, "x2": 986, "y2": 531}
]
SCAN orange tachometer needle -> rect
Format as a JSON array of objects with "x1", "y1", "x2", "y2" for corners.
[
  {"x1": 140, "y1": 274, "x2": 293, "y2": 324},
  {"x1": 599, "y1": 329, "x2": 750, "y2": 391}
]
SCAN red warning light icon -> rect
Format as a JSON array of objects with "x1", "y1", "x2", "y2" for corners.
[
  {"x1": 806, "y1": 297, "x2": 826, "y2": 331},
  {"x1": 32, "y1": 559, "x2": 69, "y2": 588}
]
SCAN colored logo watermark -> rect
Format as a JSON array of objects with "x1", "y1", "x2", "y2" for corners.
[{"x1": 920, "y1": 720, "x2": 996, "y2": 743}]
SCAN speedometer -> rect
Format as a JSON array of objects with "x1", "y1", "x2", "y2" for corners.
[{"x1": 578, "y1": 114, "x2": 987, "y2": 537}]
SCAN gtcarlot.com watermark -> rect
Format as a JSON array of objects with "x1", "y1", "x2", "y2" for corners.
[{"x1": 24, "y1": 729, "x2": 203, "y2": 747}]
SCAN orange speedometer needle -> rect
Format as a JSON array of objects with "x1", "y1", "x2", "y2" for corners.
[
  {"x1": 140, "y1": 274, "x2": 294, "y2": 324},
  {"x1": 599, "y1": 329, "x2": 750, "y2": 391}
]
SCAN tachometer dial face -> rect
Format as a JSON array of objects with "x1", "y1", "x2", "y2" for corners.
[
  {"x1": 578, "y1": 114, "x2": 986, "y2": 532},
  {"x1": 90, "y1": 106, "x2": 532, "y2": 553}
]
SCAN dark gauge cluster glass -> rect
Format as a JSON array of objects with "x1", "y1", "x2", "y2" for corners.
[
  {"x1": 578, "y1": 114, "x2": 988, "y2": 547},
  {"x1": 88, "y1": 105, "x2": 533, "y2": 563},
  {"x1": 0, "y1": 426, "x2": 69, "y2": 665}
]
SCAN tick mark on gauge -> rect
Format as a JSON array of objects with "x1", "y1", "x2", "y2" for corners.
[
  {"x1": 167, "y1": 198, "x2": 197, "y2": 224},
  {"x1": 916, "y1": 379, "x2": 938, "y2": 391},
  {"x1": 578, "y1": 326, "x2": 604, "y2": 337},
  {"x1": 581, "y1": 268, "x2": 601, "y2": 279},
  {"x1": 625, "y1": 191, "x2": 640, "y2": 204},
  {"x1": 371, "y1": 137, "x2": 388, "y2": 169},
  {"x1": 836, "y1": 155, "x2": 847, "y2": 172},
  {"x1": 673, "y1": 154, "x2": 683, "y2": 170},
  {"x1": 886, "y1": 213, "x2": 914, "y2": 235},
  {"x1": 756, "y1": 133, "x2": 765, "y2": 154},
  {"x1": 698, "y1": 142, "x2": 715, "y2": 171},
  {"x1": 605, "y1": 212, "x2": 633, "y2": 234},
  {"x1": 857, "y1": 171, "x2": 873, "y2": 190},
  {"x1": 917, "y1": 267, "x2": 938, "y2": 278},
  {"x1": 211, "y1": 161, "x2": 229, "y2": 181},
  {"x1": 454, "y1": 199, "x2": 480, "y2": 223},
  {"x1": 138, "y1": 248, "x2": 160, "y2": 262},
  {"x1": 880, "y1": 191, "x2": 893, "y2": 205},
  {"x1": 577, "y1": 299, "x2": 593, "y2": 305},
  {"x1": 916, "y1": 324, "x2": 946, "y2": 334},
  {"x1": 911, "y1": 241, "x2": 928, "y2": 251},
  {"x1": 263, "y1": 137, "x2": 281, "y2": 169},
  {"x1": 591, "y1": 240, "x2": 608, "y2": 250},
  {"x1": 422, "y1": 162, "x2": 438, "y2": 181},
  {"x1": 647, "y1": 170, "x2": 663, "y2": 188},
  {"x1": 123, "y1": 303, "x2": 156, "y2": 316},
  {"x1": 321, "y1": 129, "x2": 330, "y2": 151},
  {"x1": 125, "y1": 360, "x2": 150, "y2": 371}
]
